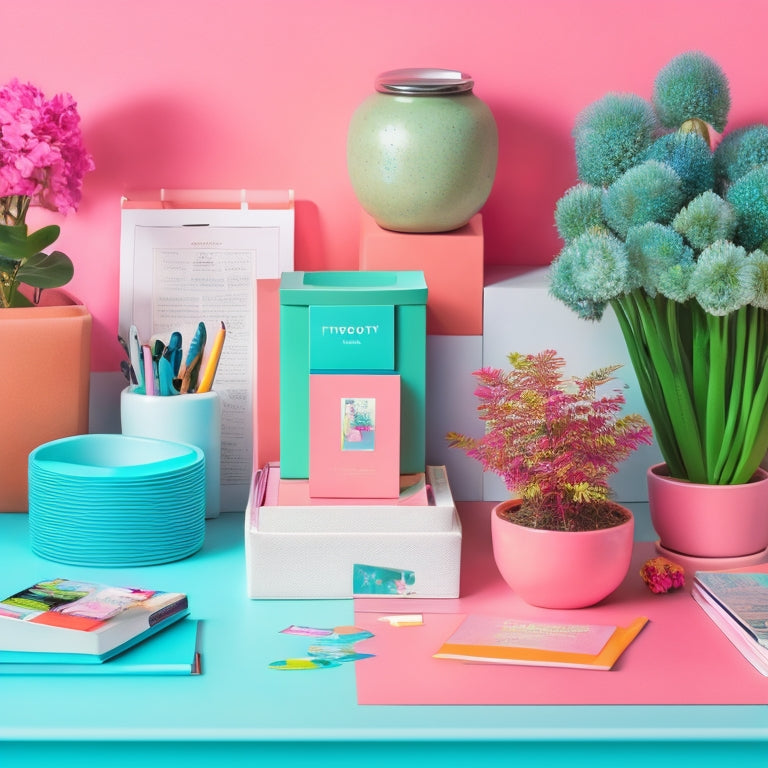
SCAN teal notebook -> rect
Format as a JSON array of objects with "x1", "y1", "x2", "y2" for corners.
[{"x1": 0, "y1": 618, "x2": 201, "y2": 675}]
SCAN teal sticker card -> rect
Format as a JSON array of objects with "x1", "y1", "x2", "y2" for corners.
[
  {"x1": 309, "y1": 305, "x2": 395, "y2": 371},
  {"x1": 353, "y1": 564, "x2": 416, "y2": 595}
]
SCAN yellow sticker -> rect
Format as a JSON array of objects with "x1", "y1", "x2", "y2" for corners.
[{"x1": 268, "y1": 658, "x2": 339, "y2": 670}]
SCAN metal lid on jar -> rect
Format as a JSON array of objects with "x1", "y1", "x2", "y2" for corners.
[{"x1": 375, "y1": 68, "x2": 474, "y2": 95}]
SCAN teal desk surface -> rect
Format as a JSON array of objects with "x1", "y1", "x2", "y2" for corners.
[{"x1": 0, "y1": 505, "x2": 766, "y2": 768}]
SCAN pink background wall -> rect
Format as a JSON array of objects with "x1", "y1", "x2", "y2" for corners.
[{"x1": 8, "y1": 0, "x2": 768, "y2": 371}]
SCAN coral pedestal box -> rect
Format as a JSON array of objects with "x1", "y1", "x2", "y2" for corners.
[
  {"x1": 245, "y1": 464, "x2": 462, "y2": 599},
  {"x1": 358, "y1": 212, "x2": 484, "y2": 336}
]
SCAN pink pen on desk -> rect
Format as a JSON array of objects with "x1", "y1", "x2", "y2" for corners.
[{"x1": 142, "y1": 345, "x2": 156, "y2": 396}]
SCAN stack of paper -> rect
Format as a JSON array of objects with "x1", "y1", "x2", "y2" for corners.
[
  {"x1": 692, "y1": 570, "x2": 768, "y2": 676},
  {"x1": 433, "y1": 614, "x2": 649, "y2": 670}
]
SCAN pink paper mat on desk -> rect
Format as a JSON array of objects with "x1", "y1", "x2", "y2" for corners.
[{"x1": 354, "y1": 502, "x2": 768, "y2": 706}]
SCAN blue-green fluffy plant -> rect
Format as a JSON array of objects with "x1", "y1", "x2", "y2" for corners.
[{"x1": 550, "y1": 51, "x2": 768, "y2": 485}]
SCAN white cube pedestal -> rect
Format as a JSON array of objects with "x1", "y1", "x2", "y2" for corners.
[
  {"x1": 425, "y1": 335, "x2": 484, "y2": 501},
  {"x1": 245, "y1": 465, "x2": 462, "y2": 599},
  {"x1": 482, "y1": 266, "x2": 662, "y2": 503}
]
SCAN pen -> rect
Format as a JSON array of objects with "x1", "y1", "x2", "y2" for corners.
[
  {"x1": 117, "y1": 334, "x2": 138, "y2": 384},
  {"x1": 130, "y1": 325, "x2": 145, "y2": 393},
  {"x1": 179, "y1": 322, "x2": 207, "y2": 394},
  {"x1": 158, "y1": 351, "x2": 178, "y2": 396},
  {"x1": 142, "y1": 344, "x2": 156, "y2": 396},
  {"x1": 167, "y1": 331, "x2": 183, "y2": 377},
  {"x1": 196, "y1": 322, "x2": 226, "y2": 393}
]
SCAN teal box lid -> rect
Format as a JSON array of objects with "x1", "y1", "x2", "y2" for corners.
[{"x1": 280, "y1": 270, "x2": 428, "y2": 306}]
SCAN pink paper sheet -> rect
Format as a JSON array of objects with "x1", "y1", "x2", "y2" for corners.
[{"x1": 354, "y1": 502, "x2": 768, "y2": 705}]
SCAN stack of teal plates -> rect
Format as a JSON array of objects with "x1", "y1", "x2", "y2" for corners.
[{"x1": 28, "y1": 434, "x2": 206, "y2": 567}]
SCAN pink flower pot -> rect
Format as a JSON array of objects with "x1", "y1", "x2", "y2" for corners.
[
  {"x1": 647, "y1": 463, "x2": 768, "y2": 559},
  {"x1": 490, "y1": 500, "x2": 635, "y2": 609}
]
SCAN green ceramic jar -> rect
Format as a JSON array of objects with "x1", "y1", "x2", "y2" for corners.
[{"x1": 347, "y1": 68, "x2": 498, "y2": 233}]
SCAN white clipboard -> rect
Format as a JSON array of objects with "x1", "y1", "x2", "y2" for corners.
[{"x1": 119, "y1": 189, "x2": 294, "y2": 513}]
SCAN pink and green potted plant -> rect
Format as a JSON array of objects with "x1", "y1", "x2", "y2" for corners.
[
  {"x1": 0, "y1": 78, "x2": 94, "y2": 512},
  {"x1": 448, "y1": 350, "x2": 652, "y2": 608}
]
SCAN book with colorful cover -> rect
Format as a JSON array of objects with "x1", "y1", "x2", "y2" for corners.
[
  {"x1": 433, "y1": 614, "x2": 649, "y2": 670},
  {"x1": 0, "y1": 618, "x2": 201, "y2": 675},
  {"x1": 0, "y1": 577, "x2": 189, "y2": 660},
  {"x1": 692, "y1": 570, "x2": 768, "y2": 676}
]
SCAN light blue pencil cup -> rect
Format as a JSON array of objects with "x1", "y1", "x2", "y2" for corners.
[{"x1": 120, "y1": 386, "x2": 222, "y2": 518}]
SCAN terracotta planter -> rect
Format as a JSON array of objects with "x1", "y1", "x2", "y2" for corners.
[
  {"x1": 0, "y1": 290, "x2": 91, "y2": 512},
  {"x1": 647, "y1": 463, "x2": 768, "y2": 560},
  {"x1": 490, "y1": 499, "x2": 635, "y2": 609}
]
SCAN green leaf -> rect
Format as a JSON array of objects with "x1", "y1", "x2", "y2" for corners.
[
  {"x1": 7, "y1": 291, "x2": 34, "y2": 308},
  {"x1": 25, "y1": 225, "x2": 61, "y2": 256},
  {"x1": 0, "y1": 253, "x2": 20, "y2": 272},
  {"x1": 0, "y1": 224, "x2": 32, "y2": 261},
  {"x1": 16, "y1": 251, "x2": 74, "y2": 289},
  {"x1": 0, "y1": 224, "x2": 61, "y2": 262}
]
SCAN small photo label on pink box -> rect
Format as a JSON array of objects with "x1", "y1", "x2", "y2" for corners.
[{"x1": 309, "y1": 373, "x2": 400, "y2": 498}]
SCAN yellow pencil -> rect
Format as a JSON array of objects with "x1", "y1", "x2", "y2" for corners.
[{"x1": 196, "y1": 321, "x2": 226, "y2": 393}]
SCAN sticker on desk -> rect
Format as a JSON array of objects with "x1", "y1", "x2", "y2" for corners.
[
  {"x1": 308, "y1": 646, "x2": 374, "y2": 663},
  {"x1": 280, "y1": 625, "x2": 372, "y2": 642},
  {"x1": 268, "y1": 658, "x2": 340, "y2": 671},
  {"x1": 353, "y1": 564, "x2": 416, "y2": 596},
  {"x1": 378, "y1": 614, "x2": 424, "y2": 627},
  {"x1": 280, "y1": 625, "x2": 334, "y2": 637},
  {"x1": 271, "y1": 625, "x2": 375, "y2": 670}
]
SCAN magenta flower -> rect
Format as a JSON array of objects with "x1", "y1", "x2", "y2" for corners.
[
  {"x1": 0, "y1": 78, "x2": 94, "y2": 307},
  {"x1": 0, "y1": 79, "x2": 94, "y2": 216},
  {"x1": 640, "y1": 557, "x2": 685, "y2": 594}
]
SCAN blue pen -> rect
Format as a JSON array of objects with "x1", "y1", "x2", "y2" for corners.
[
  {"x1": 159, "y1": 347, "x2": 178, "y2": 396},
  {"x1": 179, "y1": 322, "x2": 207, "y2": 394},
  {"x1": 168, "y1": 331, "x2": 183, "y2": 377}
]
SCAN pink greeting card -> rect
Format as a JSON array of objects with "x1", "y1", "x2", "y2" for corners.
[{"x1": 309, "y1": 373, "x2": 400, "y2": 498}]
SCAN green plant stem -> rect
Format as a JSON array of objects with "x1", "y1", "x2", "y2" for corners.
[
  {"x1": 612, "y1": 291, "x2": 768, "y2": 484},
  {"x1": 612, "y1": 291, "x2": 707, "y2": 480},
  {"x1": 713, "y1": 307, "x2": 747, "y2": 482},
  {"x1": 704, "y1": 311, "x2": 728, "y2": 480},
  {"x1": 612, "y1": 294, "x2": 684, "y2": 475}
]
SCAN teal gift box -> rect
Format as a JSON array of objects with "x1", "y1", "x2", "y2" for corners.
[{"x1": 279, "y1": 270, "x2": 427, "y2": 479}]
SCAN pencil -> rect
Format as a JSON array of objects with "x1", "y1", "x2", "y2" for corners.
[{"x1": 196, "y1": 322, "x2": 226, "y2": 393}]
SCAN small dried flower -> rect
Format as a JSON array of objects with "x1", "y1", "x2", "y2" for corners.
[{"x1": 640, "y1": 557, "x2": 685, "y2": 594}]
